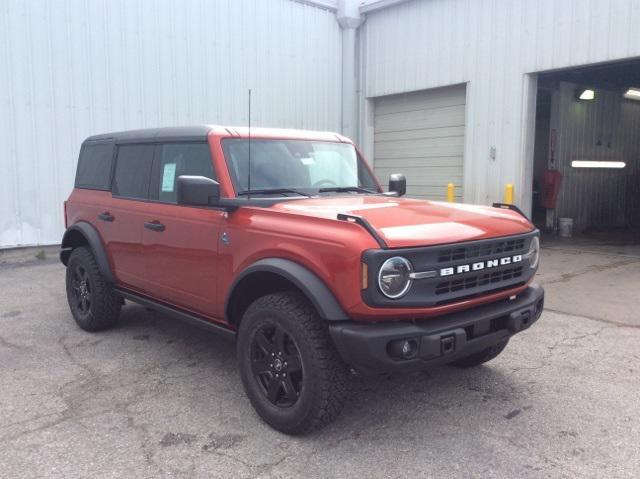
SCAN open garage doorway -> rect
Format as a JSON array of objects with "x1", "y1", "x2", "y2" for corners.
[{"x1": 532, "y1": 59, "x2": 640, "y2": 244}]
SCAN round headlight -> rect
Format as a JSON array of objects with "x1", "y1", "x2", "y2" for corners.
[
  {"x1": 527, "y1": 236, "x2": 540, "y2": 269},
  {"x1": 378, "y1": 257, "x2": 413, "y2": 299}
]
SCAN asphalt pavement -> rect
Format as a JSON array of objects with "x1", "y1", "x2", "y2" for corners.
[{"x1": 0, "y1": 239, "x2": 639, "y2": 478}]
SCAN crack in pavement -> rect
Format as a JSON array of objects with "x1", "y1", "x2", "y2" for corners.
[
  {"x1": 203, "y1": 448, "x2": 293, "y2": 477},
  {"x1": 178, "y1": 430, "x2": 296, "y2": 478},
  {"x1": 540, "y1": 258, "x2": 640, "y2": 285},
  {"x1": 0, "y1": 334, "x2": 23, "y2": 350},
  {"x1": 0, "y1": 334, "x2": 175, "y2": 448},
  {"x1": 544, "y1": 307, "x2": 640, "y2": 329},
  {"x1": 511, "y1": 327, "x2": 608, "y2": 373},
  {"x1": 0, "y1": 328, "x2": 248, "y2": 479},
  {"x1": 542, "y1": 246, "x2": 640, "y2": 260},
  {"x1": 0, "y1": 411, "x2": 62, "y2": 431}
]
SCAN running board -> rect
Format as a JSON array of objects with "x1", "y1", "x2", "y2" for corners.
[{"x1": 115, "y1": 289, "x2": 236, "y2": 341}]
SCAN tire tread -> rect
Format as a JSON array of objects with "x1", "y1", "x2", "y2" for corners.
[
  {"x1": 66, "y1": 246, "x2": 121, "y2": 331},
  {"x1": 239, "y1": 292, "x2": 349, "y2": 434}
]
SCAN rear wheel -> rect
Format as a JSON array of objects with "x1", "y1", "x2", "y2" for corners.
[
  {"x1": 65, "y1": 246, "x2": 121, "y2": 331},
  {"x1": 237, "y1": 292, "x2": 349, "y2": 434},
  {"x1": 450, "y1": 339, "x2": 509, "y2": 368}
]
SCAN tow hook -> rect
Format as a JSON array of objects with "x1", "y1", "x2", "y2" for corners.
[
  {"x1": 508, "y1": 309, "x2": 532, "y2": 333},
  {"x1": 440, "y1": 335, "x2": 456, "y2": 355}
]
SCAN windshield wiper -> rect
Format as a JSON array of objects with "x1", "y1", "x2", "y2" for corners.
[
  {"x1": 318, "y1": 186, "x2": 378, "y2": 194},
  {"x1": 238, "y1": 188, "x2": 311, "y2": 197}
]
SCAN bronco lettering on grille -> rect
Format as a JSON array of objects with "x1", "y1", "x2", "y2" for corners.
[{"x1": 440, "y1": 255, "x2": 523, "y2": 277}]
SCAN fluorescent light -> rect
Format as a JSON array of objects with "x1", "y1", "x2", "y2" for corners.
[
  {"x1": 624, "y1": 88, "x2": 640, "y2": 100},
  {"x1": 576, "y1": 88, "x2": 595, "y2": 101},
  {"x1": 571, "y1": 160, "x2": 626, "y2": 169}
]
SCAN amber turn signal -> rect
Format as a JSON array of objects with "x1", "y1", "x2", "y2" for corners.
[{"x1": 361, "y1": 262, "x2": 368, "y2": 290}]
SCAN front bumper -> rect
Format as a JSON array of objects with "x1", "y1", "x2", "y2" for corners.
[{"x1": 329, "y1": 284, "x2": 544, "y2": 374}]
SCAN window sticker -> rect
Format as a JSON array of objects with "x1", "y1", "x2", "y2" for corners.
[
  {"x1": 300, "y1": 157, "x2": 315, "y2": 165},
  {"x1": 161, "y1": 163, "x2": 177, "y2": 192}
]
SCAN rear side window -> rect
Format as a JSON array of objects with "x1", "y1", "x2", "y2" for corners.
[
  {"x1": 75, "y1": 142, "x2": 114, "y2": 190},
  {"x1": 152, "y1": 143, "x2": 216, "y2": 203},
  {"x1": 112, "y1": 144, "x2": 155, "y2": 199}
]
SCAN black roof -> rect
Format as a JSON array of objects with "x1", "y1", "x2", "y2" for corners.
[{"x1": 84, "y1": 126, "x2": 212, "y2": 143}]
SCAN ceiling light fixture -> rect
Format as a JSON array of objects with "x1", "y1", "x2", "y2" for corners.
[
  {"x1": 624, "y1": 87, "x2": 640, "y2": 100},
  {"x1": 571, "y1": 160, "x2": 626, "y2": 169},
  {"x1": 575, "y1": 88, "x2": 595, "y2": 101}
]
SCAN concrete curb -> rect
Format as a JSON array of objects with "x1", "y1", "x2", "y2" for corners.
[{"x1": 0, "y1": 245, "x2": 62, "y2": 266}]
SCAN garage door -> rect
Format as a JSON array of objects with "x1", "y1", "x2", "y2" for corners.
[{"x1": 373, "y1": 84, "x2": 466, "y2": 201}]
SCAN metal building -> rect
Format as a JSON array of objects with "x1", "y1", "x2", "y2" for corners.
[
  {"x1": 356, "y1": 0, "x2": 640, "y2": 233},
  {"x1": 0, "y1": 0, "x2": 342, "y2": 247},
  {"x1": 3, "y1": 0, "x2": 640, "y2": 248}
]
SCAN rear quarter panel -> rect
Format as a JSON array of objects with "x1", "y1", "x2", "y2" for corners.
[{"x1": 65, "y1": 189, "x2": 148, "y2": 289}]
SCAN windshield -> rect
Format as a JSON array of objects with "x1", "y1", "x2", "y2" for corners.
[{"x1": 221, "y1": 139, "x2": 380, "y2": 196}]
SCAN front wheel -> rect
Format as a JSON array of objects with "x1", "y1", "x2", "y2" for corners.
[
  {"x1": 237, "y1": 292, "x2": 349, "y2": 435},
  {"x1": 450, "y1": 339, "x2": 509, "y2": 368}
]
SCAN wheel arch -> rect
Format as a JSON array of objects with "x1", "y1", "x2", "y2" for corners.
[
  {"x1": 225, "y1": 258, "x2": 349, "y2": 326},
  {"x1": 60, "y1": 222, "x2": 115, "y2": 284}
]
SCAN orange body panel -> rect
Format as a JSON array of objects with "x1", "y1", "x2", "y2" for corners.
[{"x1": 65, "y1": 127, "x2": 535, "y2": 326}]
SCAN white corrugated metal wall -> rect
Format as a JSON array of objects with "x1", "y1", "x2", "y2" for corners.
[
  {"x1": 358, "y1": 0, "x2": 640, "y2": 212},
  {"x1": 0, "y1": 0, "x2": 342, "y2": 248},
  {"x1": 5, "y1": 0, "x2": 640, "y2": 248}
]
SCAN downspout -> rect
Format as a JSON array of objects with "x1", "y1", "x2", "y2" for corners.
[{"x1": 337, "y1": 0, "x2": 362, "y2": 140}]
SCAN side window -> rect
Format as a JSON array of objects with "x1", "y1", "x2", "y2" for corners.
[
  {"x1": 112, "y1": 144, "x2": 155, "y2": 199},
  {"x1": 75, "y1": 142, "x2": 114, "y2": 190},
  {"x1": 154, "y1": 143, "x2": 216, "y2": 203}
]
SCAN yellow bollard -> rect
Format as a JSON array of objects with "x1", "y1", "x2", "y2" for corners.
[
  {"x1": 504, "y1": 183, "x2": 514, "y2": 204},
  {"x1": 447, "y1": 183, "x2": 455, "y2": 202}
]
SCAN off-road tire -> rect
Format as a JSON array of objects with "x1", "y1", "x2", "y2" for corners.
[
  {"x1": 65, "y1": 246, "x2": 121, "y2": 331},
  {"x1": 450, "y1": 338, "x2": 509, "y2": 368},
  {"x1": 237, "y1": 292, "x2": 350, "y2": 435}
]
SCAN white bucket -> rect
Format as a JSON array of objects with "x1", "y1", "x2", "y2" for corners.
[{"x1": 558, "y1": 217, "x2": 573, "y2": 238}]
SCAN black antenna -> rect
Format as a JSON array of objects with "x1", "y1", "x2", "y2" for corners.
[{"x1": 247, "y1": 89, "x2": 252, "y2": 199}]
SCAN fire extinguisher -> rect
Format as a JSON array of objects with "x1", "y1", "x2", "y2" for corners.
[
  {"x1": 540, "y1": 169, "x2": 562, "y2": 209},
  {"x1": 540, "y1": 128, "x2": 562, "y2": 209}
]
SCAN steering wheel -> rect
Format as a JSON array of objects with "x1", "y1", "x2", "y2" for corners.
[{"x1": 313, "y1": 179, "x2": 338, "y2": 188}]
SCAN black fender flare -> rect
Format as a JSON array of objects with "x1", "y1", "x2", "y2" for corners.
[
  {"x1": 60, "y1": 222, "x2": 115, "y2": 284},
  {"x1": 226, "y1": 258, "x2": 349, "y2": 322}
]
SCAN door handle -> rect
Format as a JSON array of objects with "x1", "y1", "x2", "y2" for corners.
[
  {"x1": 98, "y1": 212, "x2": 115, "y2": 222},
  {"x1": 144, "y1": 221, "x2": 165, "y2": 232}
]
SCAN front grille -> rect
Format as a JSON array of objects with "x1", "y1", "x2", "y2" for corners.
[
  {"x1": 361, "y1": 231, "x2": 537, "y2": 308},
  {"x1": 437, "y1": 238, "x2": 526, "y2": 263},
  {"x1": 435, "y1": 266, "x2": 524, "y2": 295}
]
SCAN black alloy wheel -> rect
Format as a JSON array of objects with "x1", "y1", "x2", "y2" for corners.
[
  {"x1": 250, "y1": 323, "x2": 304, "y2": 407},
  {"x1": 237, "y1": 292, "x2": 349, "y2": 434},
  {"x1": 70, "y1": 263, "x2": 92, "y2": 315}
]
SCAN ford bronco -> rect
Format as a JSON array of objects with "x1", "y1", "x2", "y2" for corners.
[{"x1": 61, "y1": 125, "x2": 543, "y2": 434}]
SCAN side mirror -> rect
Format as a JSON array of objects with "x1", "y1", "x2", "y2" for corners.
[
  {"x1": 176, "y1": 175, "x2": 220, "y2": 206},
  {"x1": 388, "y1": 173, "x2": 406, "y2": 197}
]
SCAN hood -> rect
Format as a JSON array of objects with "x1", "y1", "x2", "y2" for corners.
[{"x1": 272, "y1": 196, "x2": 534, "y2": 248}]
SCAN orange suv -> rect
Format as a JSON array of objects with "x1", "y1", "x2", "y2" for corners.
[{"x1": 61, "y1": 125, "x2": 543, "y2": 434}]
